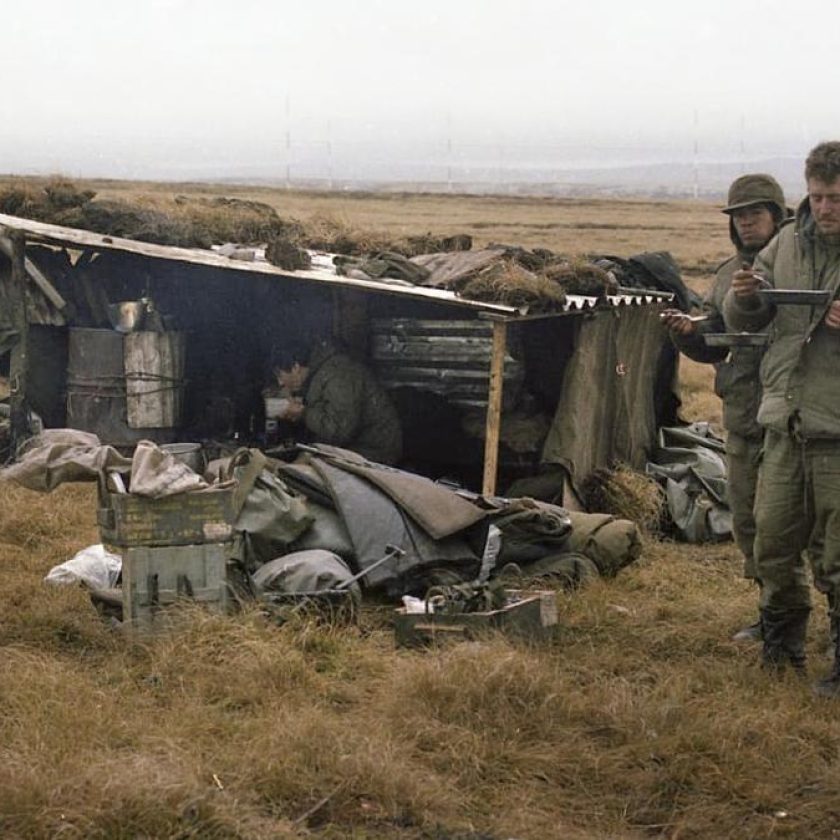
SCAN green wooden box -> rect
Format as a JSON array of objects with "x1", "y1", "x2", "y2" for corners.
[
  {"x1": 394, "y1": 589, "x2": 558, "y2": 648},
  {"x1": 121, "y1": 542, "x2": 234, "y2": 633},
  {"x1": 98, "y1": 487, "x2": 236, "y2": 547}
]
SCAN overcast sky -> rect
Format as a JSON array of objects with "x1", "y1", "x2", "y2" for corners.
[{"x1": 1, "y1": 0, "x2": 837, "y2": 181}]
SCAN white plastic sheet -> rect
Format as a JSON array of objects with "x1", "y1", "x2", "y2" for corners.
[{"x1": 44, "y1": 544, "x2": 122, "y2": 590}]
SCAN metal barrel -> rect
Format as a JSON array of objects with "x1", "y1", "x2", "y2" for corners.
[{"x1": 66, "y1": 328, "x2": 182, "y2": 447}]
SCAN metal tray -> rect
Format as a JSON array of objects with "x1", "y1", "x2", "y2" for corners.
[
  {"x1": 394, "y1": 589, "x2": 558, "y2": 647},
  {"x1": 757, "y1": 289, "x2": 832, "y2": 306},
  {"x1": 703, "y1": 333, "x2": 769, "y2": 348}
]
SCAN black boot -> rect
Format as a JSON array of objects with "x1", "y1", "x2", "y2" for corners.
[
  {"x1": 761, "y1": 608, "x2": 808, "y2": 673},
  {"x1": 814, "y1": 617, "x2": 840, "y2": 698}
]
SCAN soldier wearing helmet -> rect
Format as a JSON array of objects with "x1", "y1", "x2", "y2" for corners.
[{"x1": 661, "y1": 174, "x2": 808, "y2": 643}]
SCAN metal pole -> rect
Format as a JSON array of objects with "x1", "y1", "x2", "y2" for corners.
[{"x1": 285, "y1": 94, "x2": 292, "y2": 190}]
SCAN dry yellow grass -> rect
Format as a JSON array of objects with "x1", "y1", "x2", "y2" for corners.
[
  {"x1": 3, "y1": 182, "x2": 820, "y2": 840},
  {"x1": 580, "y1": 464, "x2": 667, "y2": 533},
  {"x1": 678, "y1": 357, "x2": 721, "y2": 430},
  {"x1": 2, "y1": 482, "x2": 838, "y2": 840}
]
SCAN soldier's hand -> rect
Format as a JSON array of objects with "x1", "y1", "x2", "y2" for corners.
[
  {"x1": 825, "y1": 301, "x2": 840, "y2": 330},
  {"x1": 731, "y1": 268, "x2": 765, "y2": 298},
  {"x1": 281, "y1": 397, "x2": 305, "y2": 422},
  {"x1": 659, "y1": 308, "x2": 697, "y2": 336}
]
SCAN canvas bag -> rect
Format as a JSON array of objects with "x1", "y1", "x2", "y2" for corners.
[{"x1": 224, "y1": 448, "x2": 314, "y2": 571}]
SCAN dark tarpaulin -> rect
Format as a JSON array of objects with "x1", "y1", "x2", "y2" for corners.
[
  {"x1": 646, "y1": 423, "x2": 732, "y2": 543},
  {"x1": 541, "y1": 305, "x2": 670, "y2": 496},
  {"x1": 308, "y1": 458, "x2": 480, "y2": 593},
  {"x1": 310, "y1": 445, "x2": 486, "y2": 540}
]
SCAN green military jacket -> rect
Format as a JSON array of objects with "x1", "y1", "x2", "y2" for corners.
[
  {"x1": 304, "y1": 345, "x2": 403, "y2": 464},
  {"x1": 673, "y1": 251, "x2": 765, "y2": 440},
  {"x1": 723, "y1": 200, "x2": 840, "y2": 438}
]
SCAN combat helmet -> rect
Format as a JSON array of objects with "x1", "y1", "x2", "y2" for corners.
[{"x1": 722, "y1": 174, "x2": 786, "y2": 218}]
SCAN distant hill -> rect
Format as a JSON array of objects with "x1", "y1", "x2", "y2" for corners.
[
  {"x1": 211, "y1": 156, "x2": 807, "y2": 202},
  {"x1": 537, "y1": 157, "x2": 806, "y2": 200}
]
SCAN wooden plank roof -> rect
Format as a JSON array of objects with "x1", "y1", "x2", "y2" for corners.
[{"x1": 0, "y1": 212, "x2": 669, "y2": 320}]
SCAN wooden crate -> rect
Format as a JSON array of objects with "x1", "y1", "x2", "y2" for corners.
[
  {"x1": 394, "y1": 589, "x2": 558, "y2": 648},
  {"x1": 121, "y1": 542, "x2": 234, "y2": 633},
  {"x1": 98, "y1": 486, "x2": 235, "y2": 547}
]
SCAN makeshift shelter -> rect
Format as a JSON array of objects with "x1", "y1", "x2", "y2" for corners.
[{"x1": 0, "y1": 211, "x2": 677, "y2": 499}]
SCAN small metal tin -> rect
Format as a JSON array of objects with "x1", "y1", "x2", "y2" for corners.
[{"x1": 703, "y1": 333, "x2": 769, "y2": 348}]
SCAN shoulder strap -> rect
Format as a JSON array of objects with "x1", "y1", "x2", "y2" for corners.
[{"x1": 228, "y1": 448, "x2": 268, "y2": 516}]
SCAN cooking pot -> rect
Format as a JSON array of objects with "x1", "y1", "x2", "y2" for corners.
[
  {"x1": 107, "y1": 300, "x2": 148, "y2": 333},
  {"x1": 160, "y1": 442, "x2": 206, "y2": 474}
]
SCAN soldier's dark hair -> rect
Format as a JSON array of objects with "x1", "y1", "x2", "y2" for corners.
[
  {"x1": 271, "y1": 340, "x2": 313, "y2": 371},
  {"x1": 766, "y1": 202, "x2": 785, "y2": 224},
  {"x1": 805, "y1": 142, "x2": 840, "y2": 183}
]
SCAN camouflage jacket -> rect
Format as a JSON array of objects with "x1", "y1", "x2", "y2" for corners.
[
  {"x1": 304, "y1": 346, "x2": 403, "y2": 464},
  {"x1": 673, "y1": 254, "x2": 765, "y2": 440},
  {"x1": 723, "y1": 200, "x2": 840, "y2": 438}
]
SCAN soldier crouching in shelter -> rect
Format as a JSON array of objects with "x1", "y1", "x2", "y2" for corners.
[
  {"x1": 271, "y1": 338, "x2": 403, "y2": 466},
  {"x1": 661, "y1": 174, "x2": 809, "y2": 643},
  {"x1": 724, "y1": 141, "x2": 840, "y2": 694}
]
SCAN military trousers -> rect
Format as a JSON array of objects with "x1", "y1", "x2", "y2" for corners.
[
  {"x1": 754, "y1": 429, "x2": 840, "y2": 615},
  {"x1": 725, "y1": 431, "x2": 762, "y2": 580}
]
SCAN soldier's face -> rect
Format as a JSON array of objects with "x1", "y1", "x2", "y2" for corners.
[
  {"x1": 275, "y1": 363, "x2": 309, "y2": 392},
  {"x1": 809, "y1": 177, "x2": 840, "y2": 236},
  {"x1": 731, "y1": 205, "x2": 776, "y2": 250}
]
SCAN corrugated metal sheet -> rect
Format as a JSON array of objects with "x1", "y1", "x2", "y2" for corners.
[{"x1": 371, "y1": 319, "x2": 524, "y2": 409}]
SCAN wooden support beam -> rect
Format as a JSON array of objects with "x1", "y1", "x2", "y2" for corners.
[
  {"x1": 481, "y1": 319, "x2": 507, "y2": 497},
  {"x1": 6, "y1": 231, "x2": 32, "y2": 452},
  {"x1": 0, "y1": 233, "x2": 68, "y2": 312},
  {"x1": 24, "y1": 254, "x2": 67, "y2": 311}
]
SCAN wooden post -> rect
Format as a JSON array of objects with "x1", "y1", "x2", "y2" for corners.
[
  {"x1": 481, "y1": 319, "x2": 507, "y2": 497},
  {"x1": 7, "y1": 230, "x2": 32, "y2": 451}
]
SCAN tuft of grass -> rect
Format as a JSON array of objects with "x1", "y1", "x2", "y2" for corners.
[
  {"x1": 296, "y1": 212, "x2": 394, "y2": 255},
  {"x1": 580, "y1": 464, "x2": 666, "y2": 533},
  {"x1": 543, "y1": 258, "x2": 616, "y2": 297},
  {"x1": 459, "y1": 259, "x2": 568, "y2": 310}
]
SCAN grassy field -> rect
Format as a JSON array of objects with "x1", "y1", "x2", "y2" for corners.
[{"x1": 5, "y1": 182, "x2": 837, "y2": 840}]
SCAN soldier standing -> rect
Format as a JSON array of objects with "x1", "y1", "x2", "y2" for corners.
[
  {"x1": 724, "y1": 142, "x2": 840, "y2": 694},
  {"x1": 661, "y1": 174, "x2": 808, "y2": 642}
]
